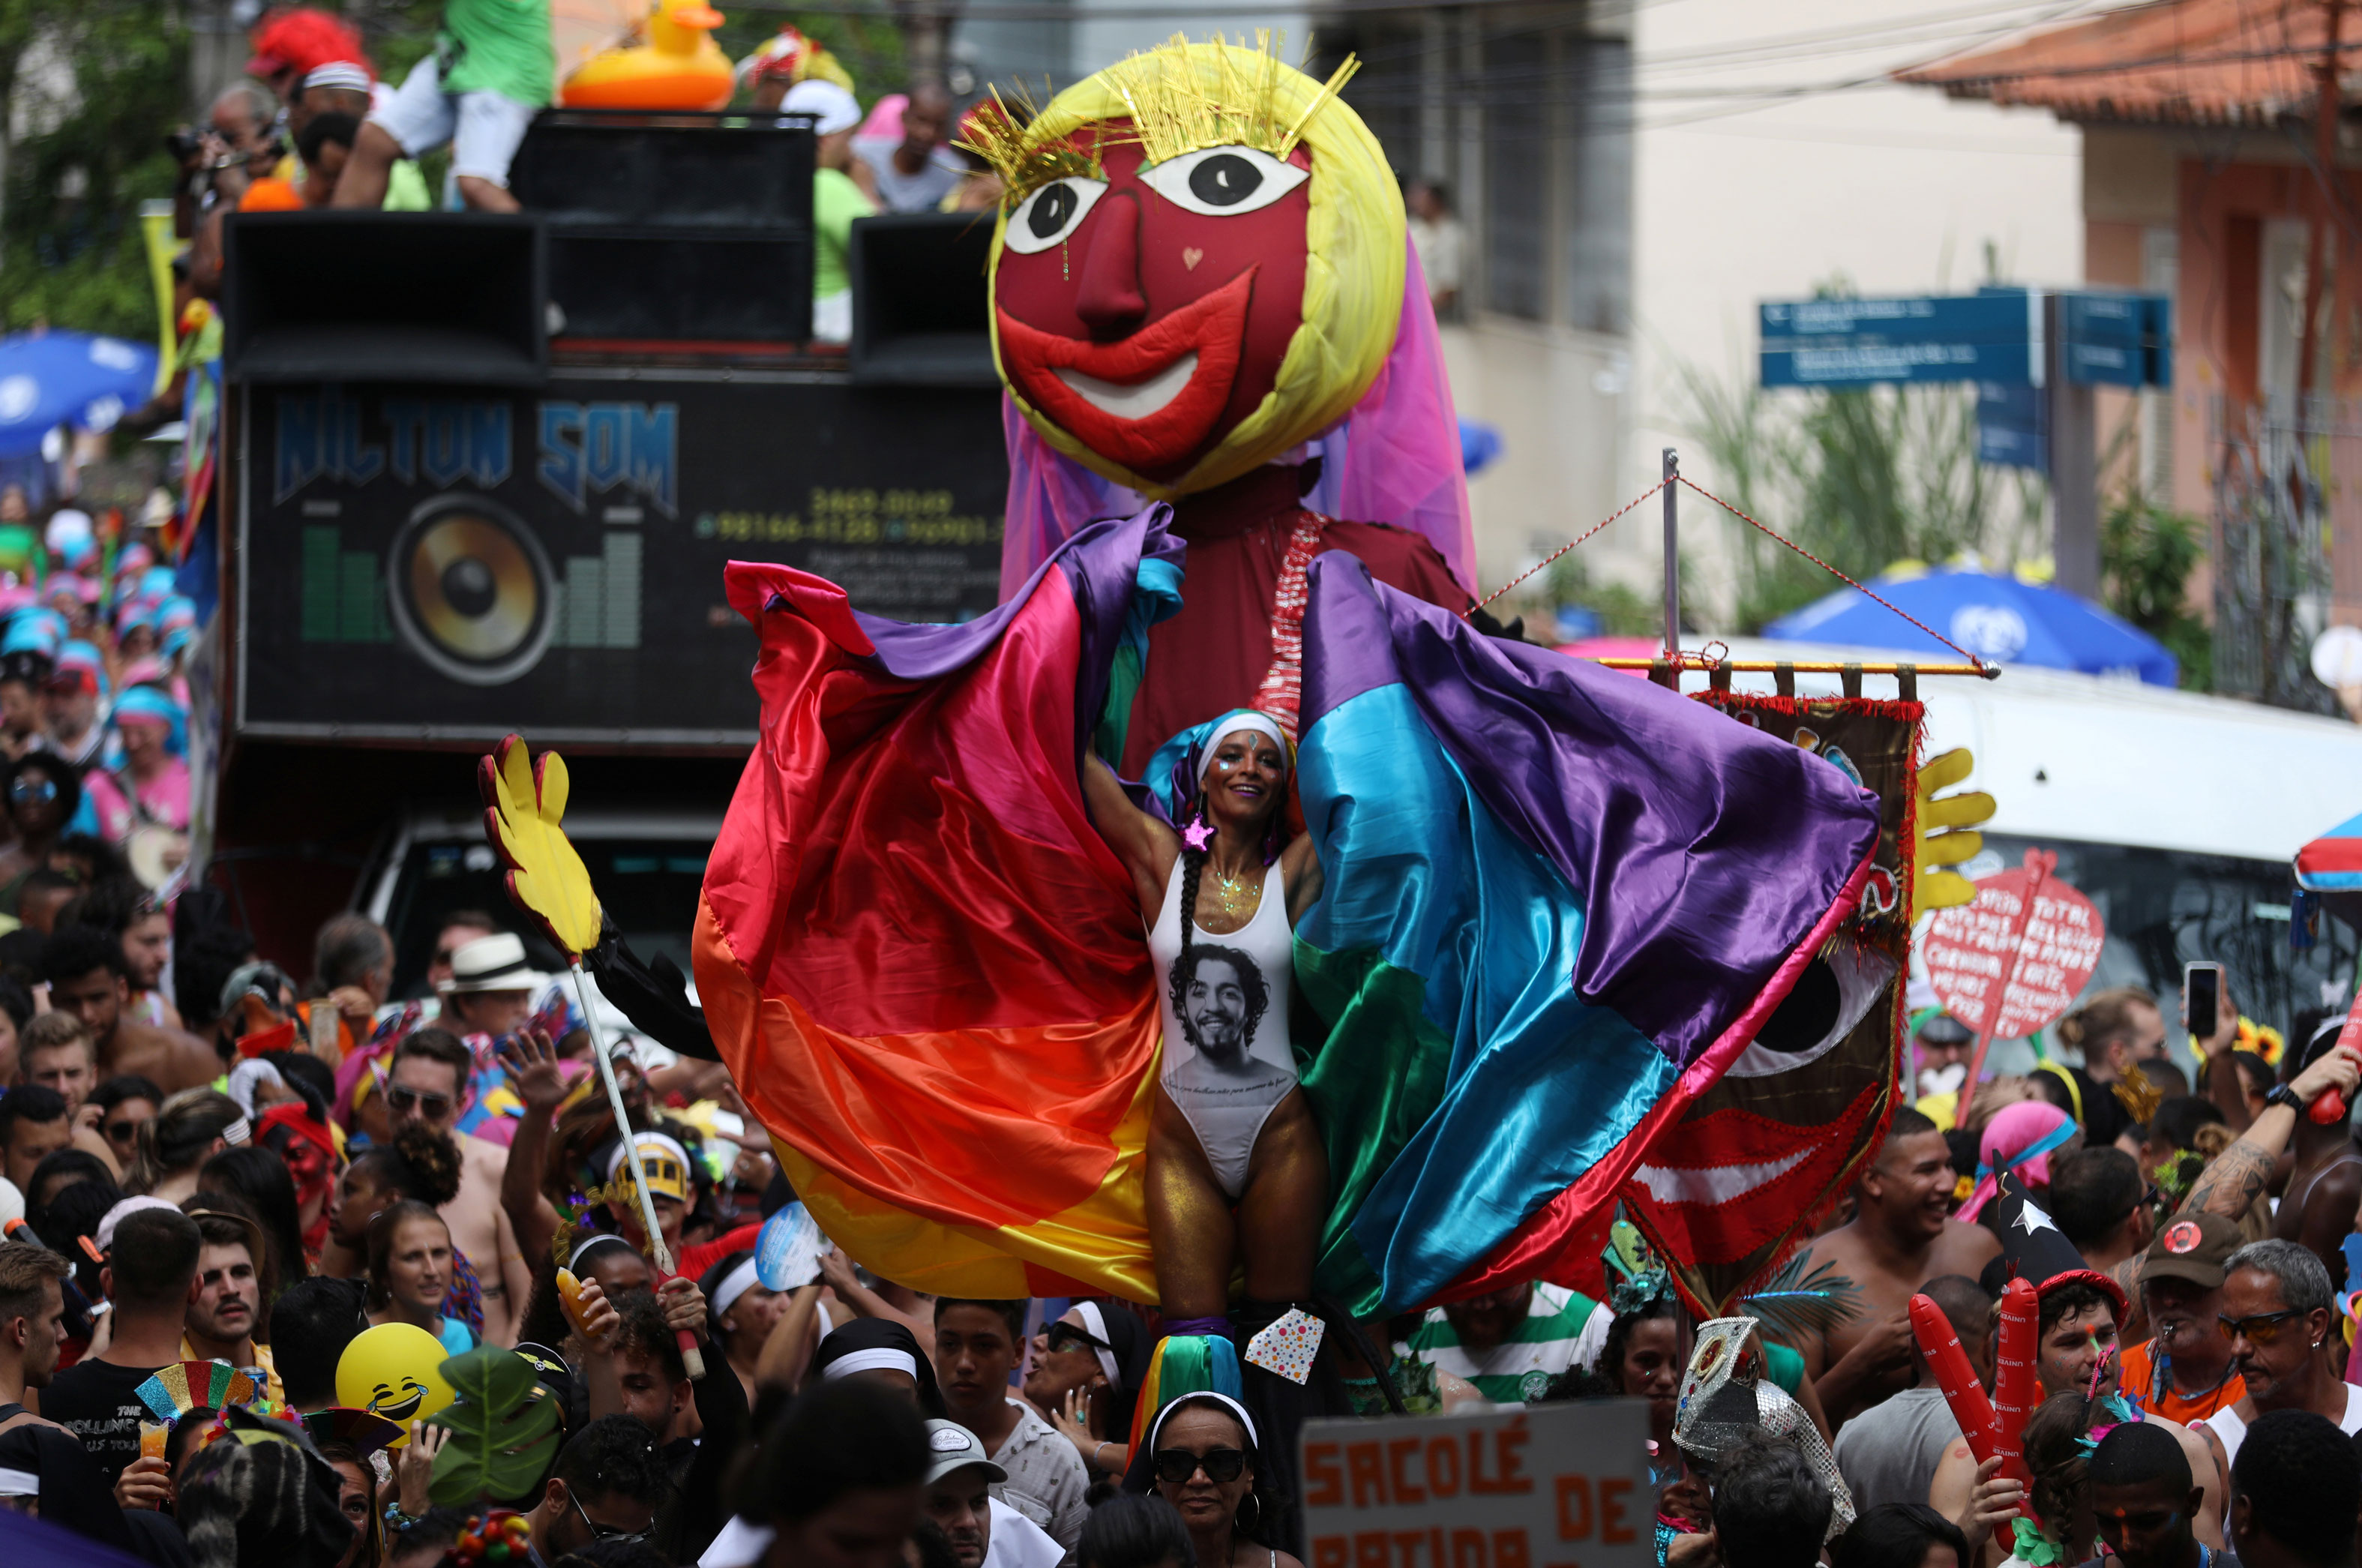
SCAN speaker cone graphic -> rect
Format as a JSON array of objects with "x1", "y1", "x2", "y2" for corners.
[{"x1": 387, "y1": 496, "x2": 555, "y2": 686}]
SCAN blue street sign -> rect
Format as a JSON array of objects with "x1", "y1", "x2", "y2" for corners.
[
  {"x1": 2058, "y1": 292, "x2": 2172, "y2": 388},
  {"x1": 1759, "y1": 293, "x2": 2043, "y2": 389},
  {"x1": 1977, "y1": 382, "x2": 2046, "y2": 472}
]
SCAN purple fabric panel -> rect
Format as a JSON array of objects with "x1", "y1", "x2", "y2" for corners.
[
  {"x1": 998, "y1": 394, "x2": 1145, "y2": 601},
  {"x1": 1302, "y1": 553, "x2": 1882, "y2": 1066},
  {"x1": 833, "y1": 506, "x2": 1182, "y2": 688},
  {"x1": 1303, "y1": 237, "x2": 1477, "y2": 592}
]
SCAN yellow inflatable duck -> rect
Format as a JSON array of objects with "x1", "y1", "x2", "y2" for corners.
[{"x1": 561, "y1": 0, "x2": 733, "y2": 111}]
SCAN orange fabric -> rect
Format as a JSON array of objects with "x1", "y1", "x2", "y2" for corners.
[
  {"x1": 239, "y1": 178, "x2": 305, "y2": 211},
  {"x1": 2120, "y1": 1338, "x2": 2244, "y2": 1423}
]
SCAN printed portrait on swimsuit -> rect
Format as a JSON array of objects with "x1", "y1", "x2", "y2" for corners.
[{"x1": 1168, "y1": 943, "x2": 1275, "y2": 1080}]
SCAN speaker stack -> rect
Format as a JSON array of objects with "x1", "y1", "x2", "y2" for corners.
[
  {"x1": 385, "y1": 494, "x2": 556, "y2": 686},
  {"x1": 508, "y1": 110, "x2": 817, "y2": 347}
]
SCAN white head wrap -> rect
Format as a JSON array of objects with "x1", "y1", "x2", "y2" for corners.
[
  {"x1": 1071, "y1": 1302, "x2": 1122, "y2": 1391},
  {"x1": 1195, "y1": 712, "x2": 1290, "y2": 785},
  {"x1": 569, "y1": 1233, "x2": 636, "y2": 1272},
  {"x1": 1145, "y1": 1390, "x2": 1260, "y2": 1453},
  {"x1": 712, "y1": 1255, "x2": 764, "y2": 1318},
  {"x1": 303, "y1": 61, "x2": 372, "y2": 93},
  {"x1": 0, "y1": 1466, "x2": 34, "y2": 1496},
  {"x1": 820, "y1": 1346, "x2": 920, "y2": 1381}
]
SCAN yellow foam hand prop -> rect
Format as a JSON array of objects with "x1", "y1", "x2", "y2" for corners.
[
  {"x1": 1913, "y1": 747, "x2": 1995, "y2": 920},
  {"x1": 478, "y1": 733, "x2": 603, "y2": 959}
]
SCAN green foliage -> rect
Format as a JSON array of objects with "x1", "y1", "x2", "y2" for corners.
[
  {"x1": 2101, "y1": 490, "x2": 2211, "y2": 690},
  {"x1": 1674, "y1": 279, "x2": 2049, "y2": 634},
  {"x1": 1543, "y1": 551, "x2": 1697, "y2": 639},
  {"x1": 426, "y1": 1347, "x2": 562, "y2": 1508},
  {"x1": 0, "y1": 0, "x2": 189, "y2": 338}
]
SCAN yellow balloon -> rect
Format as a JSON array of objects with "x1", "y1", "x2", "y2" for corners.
[{"x1": 335, "y1": 1323, "x2": 457, "y2": 1444}]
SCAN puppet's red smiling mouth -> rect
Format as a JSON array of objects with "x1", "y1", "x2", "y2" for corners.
[{"x1": 997, "y1": 266, "x2": 1255, "y2": 477}]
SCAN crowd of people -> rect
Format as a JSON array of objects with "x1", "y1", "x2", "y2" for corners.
[{"x1": 0, "y1": 819, "x2": 2346, "y2": 1568}]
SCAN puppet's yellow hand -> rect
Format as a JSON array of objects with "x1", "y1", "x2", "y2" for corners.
[
  {"x1": 1913, "y1": 747, "x2": 1995, "y2": 920},
  {"x1": 478, "y1": 734, "x2": 602, "y2": 959}
]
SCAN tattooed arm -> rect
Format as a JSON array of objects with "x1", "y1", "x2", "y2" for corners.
[{"x1": 2183, "y1": 1046, "x2": 2362, "y2": 1219}]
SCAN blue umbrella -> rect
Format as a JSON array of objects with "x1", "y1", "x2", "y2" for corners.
[
  {"x1": 0, "y1": 330, "x2": 160, "y2": 458},
  {"x1": 1762, "y1": 562, "x2": 2178, "y2": 685}
]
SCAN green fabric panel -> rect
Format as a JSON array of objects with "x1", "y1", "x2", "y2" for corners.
[
  {"x1": 1152, "y1": 1335, "x2": 1219, "y2": 1399},
  {"x1": 1293, "y1": 937, "x2": 1456, "y2": 1316},
  {"x1": 1764, "y1": 1339, "x2": 1803, "y2": 1395}
]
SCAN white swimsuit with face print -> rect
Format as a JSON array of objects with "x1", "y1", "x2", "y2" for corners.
[{"x1": 1147, "y1": 857, "x2": 1299, "y2": 1201}]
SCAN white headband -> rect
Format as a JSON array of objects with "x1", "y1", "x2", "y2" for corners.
[
  {"x1": 0, "y1": 1466, "x2": 33, "y2": 1495},
  {"x1": 1073, "y1": 1301, "x2": 1122, "y2": 1391},
  {"x1": 1146, "y1": 1391, "x2": 1259, "y2": 1452},
  {"x1": 822, "y1": 1347, "x2": 919, "y2": 1382},
  {"x1": 303, "y1": 61, "x2": 372, "y2": 92},
  {"x1": 1195, "y1": 714, "x2": 1289, "y2": 785},
  {"x1": 223, "y1": 1115, "x2": 251, "y2": 1147},
  {"x1": 569, "y1": 1234, "x2": 634, "y2": 1271},
  {"x1": 712, "y1": 1256, "x2": 764, "y2": 1319}
]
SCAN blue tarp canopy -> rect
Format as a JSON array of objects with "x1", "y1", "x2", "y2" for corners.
[
  {"x1": 1763, "y1": 562, "x2": 2178, "y2": 685},
  {"x1": 0, "y1": 330, "x2": 159, "y2": 457}
]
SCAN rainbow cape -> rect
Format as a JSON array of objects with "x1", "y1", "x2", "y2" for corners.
[{"x1": 696, "y1": 509, "x2": 1881, "y2": 1309}]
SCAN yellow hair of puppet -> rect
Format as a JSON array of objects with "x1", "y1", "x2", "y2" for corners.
[{"x1": 982, "y1": 34, "x2": 1406, "y2": 501}]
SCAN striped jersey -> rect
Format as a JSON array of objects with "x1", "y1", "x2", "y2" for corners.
[{"x1": 1403, "y1": 1282, "x2": 1608, "y2": 1404}]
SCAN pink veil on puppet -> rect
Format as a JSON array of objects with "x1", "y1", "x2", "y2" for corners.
[{"x1": 997, "y1": 238, "x2": 1476, "y2": 600}]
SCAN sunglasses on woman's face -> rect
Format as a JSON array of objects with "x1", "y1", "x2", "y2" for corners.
[
  {"x1": 1046, "y1": 1321, "x2": 1111, "y2": 1356},
  {"x1": 103, "y1": 1118, "x2": 142, "y2": 1144},
  {"x1": 9, "y1": 778, "x2": 54, "y2": 804},
  {"x1": 1153, "y1": 1447, "x2": 1246, "y2": 1486}
]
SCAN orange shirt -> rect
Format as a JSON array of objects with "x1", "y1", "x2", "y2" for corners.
[{"x1": 2121, "y1": 1338, "x2": 2245, "y2": 1423}]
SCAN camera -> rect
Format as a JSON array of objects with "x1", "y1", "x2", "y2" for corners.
[{"x1": 163, "y1": 124, "x2": 207, "y2": 163}]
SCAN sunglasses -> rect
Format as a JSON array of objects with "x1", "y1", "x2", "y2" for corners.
[
  {"x1": 2218, "y1": 1309, "x2": 2302, "y2": 1345},
  {"x1": 1046, "y1": 1321, "x2": 1111, "y2": 1356},
  {"x1": 103, "y1": 1118, "x2": 142, "y2": 1144},
  {"x1": 385, "y1": 1086, "x2": 453, "y2": 1119},
  {"x1": 8, "y1": 778, "x2": 54, "y2": 803},
  {"x1": 570, "y1": 1491, "x2": 651, "y2": 1545},
  {"x1": 1153, "y1": 1447, "x2": 1246, "y2": 1486}
]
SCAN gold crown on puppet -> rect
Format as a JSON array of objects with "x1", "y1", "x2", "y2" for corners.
[{"x1": 959, "y1": 33, "x2": 1359, "y2": 205}]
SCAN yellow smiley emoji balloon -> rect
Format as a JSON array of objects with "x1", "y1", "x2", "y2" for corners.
[{"x1": 335, "y1": 1322, "x2": 457, "y2": 1444}]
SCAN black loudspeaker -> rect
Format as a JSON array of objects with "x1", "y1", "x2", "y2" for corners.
[
  {"x1": 385, "y1": 493, "x2": 556, "y2": 685},
  {"x1": 223, "y1": 211, "x2": 547, "y2": 386},
  {"x1": 850, "y1": 211, "x2": 997, "y2": 387},
  {"x1": 545, "y1": 229, "x2": 811, "y2": 343},
  {"x1": 511, "y1": 110, "x2": 815, "y2": 344},
  {"x1": 509, "y1": 110, "x2": 816, "y2": 228}
]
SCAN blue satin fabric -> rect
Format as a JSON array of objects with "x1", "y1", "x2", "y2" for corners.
[{"x1": 1298, "y1": 681, "x2": 1674, "y2": 1312}]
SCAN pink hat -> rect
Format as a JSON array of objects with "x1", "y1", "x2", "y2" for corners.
[{"x1": 1958, "y1": 1100, "x2": 2078, "y2": 1222}]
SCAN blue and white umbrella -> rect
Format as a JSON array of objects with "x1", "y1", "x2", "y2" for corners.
[
  {"x1": 1763, "y1": 562, "x2": 2179, "y2": 685},
  {"x1": 0, "y1": 330, "x2": 160, "y2": 458}
]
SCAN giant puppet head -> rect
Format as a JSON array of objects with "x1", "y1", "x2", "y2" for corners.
[{"x1": 968, "y1": 37, "x2": 1405, "y2": 500}]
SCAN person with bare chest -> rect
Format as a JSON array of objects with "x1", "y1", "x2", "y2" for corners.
[
  {"x1": 2272, "y1": 1021, "x2": 2362, "y2": 1290},
  {"x1": 1800, "y1": 1108, "x2": 2001, "y2": 1426}
]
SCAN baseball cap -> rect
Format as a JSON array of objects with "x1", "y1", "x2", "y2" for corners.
[
  {"x1": 922, "y1": 1420, "x2": 1007, "y2": 1486},
  {"x1": 2142, "y1": 1210, "x2": 2242, "y2": 1290}
]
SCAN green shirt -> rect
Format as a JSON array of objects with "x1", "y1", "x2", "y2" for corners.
[
  {"x1": 439, "y1": 0, "x2": 553, "y2": 107},
  {"x1": 1405, "y1": 1282, "x2": 1605, "y2": 1405},
  {"x1": 813, "y1": 166, "x2": 875, "y2": 299},
  {"x1": 384, "y1": 160, "x2": 433, "y2": 211}
]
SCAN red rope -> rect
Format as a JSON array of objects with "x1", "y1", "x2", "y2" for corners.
[
  {"x1": 1467, "y1": 480, "x2": 1667, "y2": 615},
  {"x1": 1675, "y1": 475, "x2": 1991, "y2": 672}
]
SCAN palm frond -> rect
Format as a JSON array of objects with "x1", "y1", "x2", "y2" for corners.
[{"x1": 1739, "y1": 1252, "x2": 1863, "y2": 1342}]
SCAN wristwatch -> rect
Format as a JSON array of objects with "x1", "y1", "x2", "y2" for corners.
[{"x1": 2268, "y1": 1083, "x2": 2305, "y2": 1112}]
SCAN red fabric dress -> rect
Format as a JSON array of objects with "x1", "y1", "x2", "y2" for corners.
[{"x1": 1116, "y1": 462, "x2": 1471, "y2": 775}]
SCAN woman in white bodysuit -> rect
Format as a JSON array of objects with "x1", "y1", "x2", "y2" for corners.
[{"x1": 1083, "y1": 709, "x2": 1327, "y2": 1325}]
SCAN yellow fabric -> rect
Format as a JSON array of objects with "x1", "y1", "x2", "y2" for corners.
[
  {"x1": 988, "y1": 37, "x2": 1406, "y2": 500},
  {"x1": 766, "y1": 1065, "x2": 1160, "y2": 1303}
]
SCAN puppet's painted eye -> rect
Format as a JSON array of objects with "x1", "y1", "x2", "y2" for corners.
[
  {"x1": 1003, "y1": 178, "x2": 1108, "y2": 253},
  {"x1": 1138, "y1": 146, "x2": 1306, "y2": 217}
]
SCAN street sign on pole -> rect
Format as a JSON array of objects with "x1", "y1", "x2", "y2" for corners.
[
  {"x1": 1977, "y1": 382, "x2": 2046, "y2": 472},
  {"x1": 1759, "y1": 293, "x2": 2044, "y2": 389}
]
